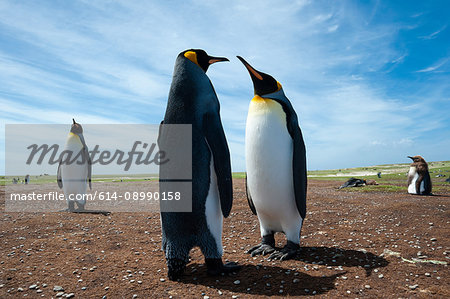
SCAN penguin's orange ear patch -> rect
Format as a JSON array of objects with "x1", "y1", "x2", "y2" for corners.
[{"x1": 184, "y1": 51, "x2": 198, "y2": 65}]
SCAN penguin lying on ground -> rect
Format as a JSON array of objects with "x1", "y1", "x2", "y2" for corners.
[
  {"x1": 57, "y1": 119, "x2": 92, "y2": 212},
  {"x1": 159, "y1": 49, "x2": 241, "y2": 280},
  {"x1": 237, "y1": 56, "x2": 307, "y2": 261},
  {"x1": 338, "y1": 178, "x2": 366, "y2": 189},
  {"x1": 407, "y1": 155, "x2": 432, "y2": 195}
]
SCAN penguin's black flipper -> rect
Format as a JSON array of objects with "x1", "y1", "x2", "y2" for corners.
[
  {"x1": 203, "y1": 112, "x2": 233, "y2": 218},
  {"x1": 82, "y1": 146, "x2": 92, "y2": 190},
  {"x1": 57, "y1": 160, "x2": 63, "y2": 189},
  {"x1": 283, "y1": 103, "x2": 307, "y2": 220},
  {"x1": 266, "y1": 92, "x2": 307, "y2": 220},
  {"x1": 245, "y1": 174, "x2": 257, "y2": 215}
]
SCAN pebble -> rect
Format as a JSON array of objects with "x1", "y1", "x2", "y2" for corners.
[
  {"x1": 234, "y1": 280, "x2": 240, "y2": 285},
  {"x1": 430, "y1": 238, "x2": 437, "y2": 242},
  {"x1": 217, "y1": 290, "x2": 223, "y2": 295},
  {"x1": 36, "y1": 289, "x2": 43, "y2": 293},
  {"x1": 81, "y1": 287, "x2": 87, "y2": 290},
  {"x1": 409, "y1": 284, "x2": 418, "y2": 290},
  {"x1": 42, "y1": 284, "x2": 47, "y2": 288},
  {"x1": 365, "y1": 285, "x2": 371, "y2": 289},
  {"x1": 203, "y1": 296, "x2": 209, "y2": 299},
  {"x1": 293, "y1": 279, "x2": 300, "y2": 283},
  {"x1": 105, "y1": 286, "x2": 110, "y2": 290},
  {"x1": 425, "y1": 273, "x2": 431, "y2": 277},
  {"x1": 53, "y1": 286, "x2": 64, "y2": 292},
  {"x1": 56, "y1": 292, "x2": 64, "y2": 297},
  {"x1": 66, "y1": 293, "x2": 75, "y2": 298},
  {"x1": 341, "y1": 276, "x2": 347, "y2": 280},
  {"x1": 132, "y1": 295, "x2": 138, "y2": 299},
  {"x1": 378, "y1": 274, "x2": 384, "y2": 278},
  {"x1": 160, "y1": 278, "x2": 165, "y2": 282},
  {"x1": 18, "y1": 287, "x2": 24, "y2": 292},
  {"x1": 29, "y1": 284, "x2": 38, "y2": 289}
]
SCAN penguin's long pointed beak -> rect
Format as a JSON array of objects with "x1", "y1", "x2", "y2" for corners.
[
  {"x1": 237, "y1": 56, "x2": 263, "y2": 81},
  {"x1": 407, "y1": 156, "x2": 414, "y2": 160},
  {"x1": 207, "y1": 56, "x2": 229, "y2": 65},
  {"x1": 73, "y1": 118, "x2": 76, "y2": 124}
]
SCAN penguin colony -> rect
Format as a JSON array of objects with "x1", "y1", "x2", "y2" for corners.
[{"x1": 57, "y1": 49, "x2": 435, "y2": 281}]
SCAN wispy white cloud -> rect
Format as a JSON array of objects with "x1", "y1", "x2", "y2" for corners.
[
  {"x1": 419, "y1": 25, "x2": 447, "y2": 40},
  {"x1": 416, "y1": 58, "x2": 449, "y2": 73}
]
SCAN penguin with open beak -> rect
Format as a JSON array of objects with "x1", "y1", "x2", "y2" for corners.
[{"x1": 238, "y1": 56, "x2": 307, "y2": 260}]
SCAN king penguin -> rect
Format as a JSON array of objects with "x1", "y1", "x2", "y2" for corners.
[
  {"x1": 57, "y1": 119, "x2": 92, "y2": 211},
  {"x1": 407, "y1": 155, "x2": 432, "y2": 195},
  {"x1": 159, "y1": 49, "x2": 241, "y2": 280},
  {"x1": 237, "y1": 56, "x2": 307, "y2": 260}
]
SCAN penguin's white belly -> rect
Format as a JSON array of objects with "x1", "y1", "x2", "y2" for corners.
[
  {"x1": 408, "y1": 167, "x2": 424, "y2": 194},
  {"x1": 245, "y1": 99, "x2": 302, "y2": 241},
  {"x1": 61, "y1": 138, "x2": 88, "y2": 200},
  {"x1": 204, "y1": 154, "x2": 223, "y2": 254}
]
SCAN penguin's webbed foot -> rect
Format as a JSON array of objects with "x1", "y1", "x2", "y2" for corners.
[
  {"x1": 247, "y1": 243, "x2": 276, "y2": 257},
  {"x1": 167, "y1": 258, "x2": 187, "y2": 281},
  {"x1": 268, "y1": 241, "x2": 299, "y2": 261},
  {"x1": 247, "y1": 234, "x2": 276, "y2": 256},
  {"x1": 206, "y1": 258, "x2": 241, "y2": 276}
]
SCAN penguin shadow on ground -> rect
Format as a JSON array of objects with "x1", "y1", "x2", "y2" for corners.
[
  {"x1": 294, "y1": 246, "x2": 389, "y2": 277},
  {"x1": 179, "y1": 246, "x2": 388, "y2": 296},
  {"x1": 181, "y1": 263, "x2": 345, "y2": 296}
]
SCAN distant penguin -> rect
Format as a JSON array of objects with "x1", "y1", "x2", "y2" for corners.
[
  {"x1": 407, "y1": 155, "x2": 432, "y2": 195},
  {"x1": 159, "y1": 49, "x2": 241, "y2": 280},
  {"x1": 237, "y1": 56, "x2": 307, "y2": 260},
  {"x1": 57, "y1": 119, "x2": 92, "y2": 211}
]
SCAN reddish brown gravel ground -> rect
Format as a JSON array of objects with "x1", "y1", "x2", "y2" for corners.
[{"x1": 1, "y1": 179, "x2": 449, "y2": 298}]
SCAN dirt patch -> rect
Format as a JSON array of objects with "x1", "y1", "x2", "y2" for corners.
[{"x1": 0, "y1": 179, "x2": 449, "y2": 298}]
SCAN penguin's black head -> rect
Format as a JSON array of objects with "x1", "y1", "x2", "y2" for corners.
[
  {"x1": 181, "y1": 49, "x2": 229, "y2": 72},
  {"x1": 237, "y1": 56, "x2": 281, "y2": 96},
  {"x1": 408, "y1": 155, "x2": 425, "y2": 163},
  {"x1": 70, "y1": 118, "x2": 83, "y2": 135}
]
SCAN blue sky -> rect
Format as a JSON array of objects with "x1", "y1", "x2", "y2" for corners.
[{"x1": 0, "y1": 0, "x2": 449, "y2": 173}]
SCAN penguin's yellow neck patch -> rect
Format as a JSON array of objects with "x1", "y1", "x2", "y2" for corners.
[
  {"x1": 276, "y1": 81, "x2": 282, "y2": 91},
  {"x1": 68, "y1": 132, "x2": 82, "y2": 144},
  {"x1": 184, "y1": 51, "x2": 199, "y2": 67},
  {"x1": 249, "y1": 95, "x2": 286, "y2": 124}
]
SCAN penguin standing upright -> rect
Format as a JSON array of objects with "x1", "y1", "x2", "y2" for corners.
[
  {"x1": 159, "y1": 49, "x2": 241, "y2": 280},
  {"x1": 407, "y1": 155, "x2": 432, "y2": 195},
  {"x1": 57, "y1": 119, "x2": 92, "y2": 211},
  {"x1": 237, "y1": 56, "x2": 307, "y2": 260}
]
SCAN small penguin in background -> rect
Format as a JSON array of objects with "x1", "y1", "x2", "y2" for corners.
[
  {"x1": 407, "y1": 155, "x2": 432, "y2": 195},
  {"x1": 159, "y1": 49, "x2": 241, "y2": 280},
  {"x1": 57, "y1": 119, "x2": 92, "y2": 211},
  {"x1": 237, "y1": 56, "x2": 307, "y2": 260}
]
